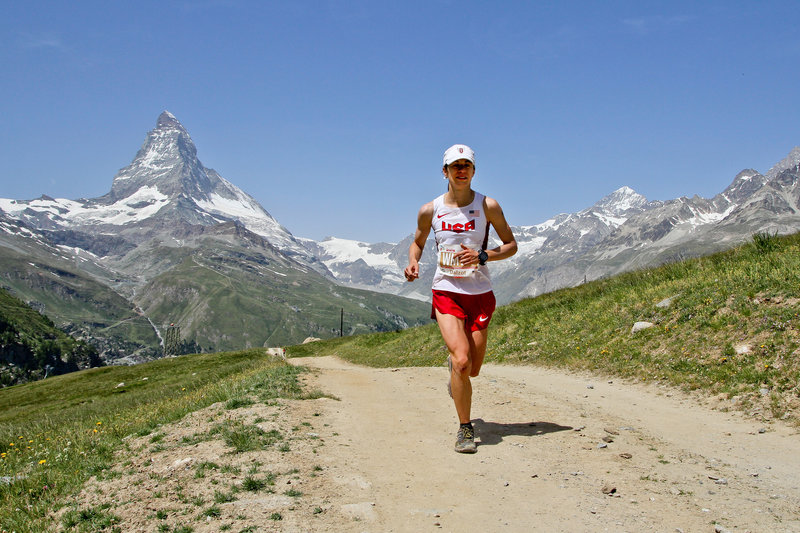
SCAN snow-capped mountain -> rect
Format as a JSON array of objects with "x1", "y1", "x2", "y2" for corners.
[
  {"x1": 0, "y1": 112, "x2": 429, "y2": 359},
  {"x1": 299, "y1": 236, "x2": 405, "y2": 292},
  {"x1": 504, "y1": 152, "x2": 800, "y2": 301},
  {"x1": 0, "y1": 111, "x2": 319, "y2": 269}
]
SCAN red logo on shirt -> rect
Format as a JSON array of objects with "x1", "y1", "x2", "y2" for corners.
[{"x1": 441, "y1": 219, "x2": 476, "y2": 233}]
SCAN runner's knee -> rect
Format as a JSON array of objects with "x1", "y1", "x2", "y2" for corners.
[{"x1": 451, "y1": 354, "x2": 471, "y2": 376}]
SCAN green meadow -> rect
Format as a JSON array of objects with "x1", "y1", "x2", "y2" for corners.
[{"x1": 2, "y1": 231, "x2": 799, "y2": 531}]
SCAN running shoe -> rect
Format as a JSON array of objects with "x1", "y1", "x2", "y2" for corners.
[{"x1": 454, "y1": 424, "x2": 477, "y2": 453}]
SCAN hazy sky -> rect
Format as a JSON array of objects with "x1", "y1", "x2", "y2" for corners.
[{"x1": 2, "y1": 1, "x2": 799, "y2": 243}]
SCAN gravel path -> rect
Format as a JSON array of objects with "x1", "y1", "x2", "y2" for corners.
[{"x1": 66, "y1": 356, "x2": 800, "y2": 532}]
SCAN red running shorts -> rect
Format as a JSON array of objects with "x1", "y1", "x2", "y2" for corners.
[{"x1": 431, "y1": 290, "x2": 497, "y2": 332}]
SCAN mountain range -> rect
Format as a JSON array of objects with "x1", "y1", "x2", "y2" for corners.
[
  {"x1": 1, "y1": 111, "x2": 798, "y2": 365},
  {"x1": 0, "y1": 112, "x2": 429, "y2": 364}
]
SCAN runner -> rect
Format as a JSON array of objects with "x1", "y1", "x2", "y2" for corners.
[{"x1": 404, "y1": 144, "x2": 517, "y2": 453}]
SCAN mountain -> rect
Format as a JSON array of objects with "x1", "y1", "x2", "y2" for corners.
[
  {"x1": 0, "y1": 112, "x2": 430, "y2": 362},
  {"x1": 314, "y1": 150, "x2": 800, "y2": 303},
  {"x1": 1, "y1": 111, "x2": 320, "y2": 271}
]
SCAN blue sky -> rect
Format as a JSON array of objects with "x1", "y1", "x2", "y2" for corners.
[{"x1": 2, "y1": 1, "x2": 799, "y2": 243}]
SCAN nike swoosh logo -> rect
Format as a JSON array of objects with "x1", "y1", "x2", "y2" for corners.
[
  {"x1": 478, "y1": 315, "x2": 489, "y2": 322},
  {"x1": 437, "y1": 212, "x2": 453, "y2": 219}
]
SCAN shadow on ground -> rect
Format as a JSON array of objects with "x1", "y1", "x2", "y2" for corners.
[{"x1": 473, "y1": 418, "x2": 573, "y2": 446}]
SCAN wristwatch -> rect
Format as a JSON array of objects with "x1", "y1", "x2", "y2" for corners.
[{"x1": 478, "y1": 249, "x2": 489, "y2": 265}]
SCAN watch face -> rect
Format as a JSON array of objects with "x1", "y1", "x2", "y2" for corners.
[{"x1": 479, "y1": 250, "x2": 488, "y2": 265}]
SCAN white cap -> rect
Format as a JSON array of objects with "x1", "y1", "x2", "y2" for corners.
[{"x1": 443, "y1": 144, "x2": 475, "y2": 166}]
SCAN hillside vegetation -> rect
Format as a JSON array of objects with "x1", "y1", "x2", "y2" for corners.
[
  {"x1": 1, "y1": 231, "x2": 798, "y2": 531},
  {"x1": 0, "y1": 288, "x2": 102, "y2": 386},
  {"x1": 290, "y1": 231, "x2": 800, "y2": 422}
]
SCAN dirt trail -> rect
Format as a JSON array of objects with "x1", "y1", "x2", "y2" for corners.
[
  {"x1": 69, "y1": 356, "x2": 800, "y2": 532},
  {"x1": 289, "y1": 356, "x2": 800, "y2": 532}
]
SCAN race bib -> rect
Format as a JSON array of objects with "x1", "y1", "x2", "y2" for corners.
[{"x1": 438, "y1": 245, "x2": 477, "y2": 277}]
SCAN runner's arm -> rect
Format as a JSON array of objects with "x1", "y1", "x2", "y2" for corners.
[{"x1": 404, "y1": 202, "x2": 433, "y2": 282}]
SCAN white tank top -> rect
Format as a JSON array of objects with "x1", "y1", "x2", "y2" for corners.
[{"x1": 431, "y1": 191, "x2": 492, "y2": 295}]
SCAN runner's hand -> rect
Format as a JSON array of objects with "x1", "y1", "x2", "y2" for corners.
[
  {"x1": 456, "y1": 245, "x2": 479, "y2": 266},
  {"x1": 404, "y1": 262, "x2": 419, "y2": 282}
]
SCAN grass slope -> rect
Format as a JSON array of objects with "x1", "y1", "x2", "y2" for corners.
[
  {"x1": 135, "y1": 244, "x2": 430, "y2": 351},
  {"x1": 0, "y1": 349, "x2": 316, "y2": 532}
]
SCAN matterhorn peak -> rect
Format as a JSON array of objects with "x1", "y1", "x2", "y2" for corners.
[{"x1": 156, "y1": 110, "x2": 186, "y2": 132}]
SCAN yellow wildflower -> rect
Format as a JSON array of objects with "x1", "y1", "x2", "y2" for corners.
[{"x1": 39, "y1": 459, "x2": 46, "y2": 465}]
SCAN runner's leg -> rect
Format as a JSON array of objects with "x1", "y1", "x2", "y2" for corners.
[
  {"x1": 468, "y1": 327, "x2": 489, "y2": 377},
  {"x1": 435, "y1": 310, "x2": 472, "y2": 424}
]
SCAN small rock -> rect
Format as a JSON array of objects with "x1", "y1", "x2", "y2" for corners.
[
  {"x1": 734, "y1": 344, "x2": 751, "y2": 355},
  {"x1": 604, "y1": 427, "x2": 619, "y2": 435},
  {"x1": 619, "y1": 453, "x2": 633, "y2": 459},
  {"x1": 115, "y1": 382, "x2": 125, "y2": 388},
  {"x1": 602, "y1": 436, "x2": 614, "y2": 443},
  {"x1": 597, "y1": 443, "x2": 608, "y2": 449},
  {"x1": 656, "y1": 295, "x2": 679, "y2": 308},
  {"x1": 714, "y1": 525, "x2": 733, "y2": 533},
  {"x1": 574, "y1": 426, "x2": 585, "y2": 432},
  {"x1": 631, "y1": 321, "x2": 655, "y2": 333},
  {"x1": 587, "y1": 385, "x2": 594, "y2": 389},
  {"x1": 601, "y1": 484, "x2": 617, "y2": 495},
  {"x1": 758, "y1": 427, "x2": 767, "y2": 434}
]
